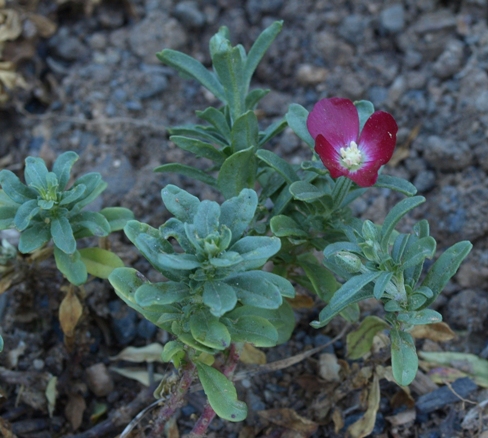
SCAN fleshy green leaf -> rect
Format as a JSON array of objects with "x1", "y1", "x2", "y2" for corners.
[
  {"x1": 289, "y1": 181, "x2": 325, "y2": 202},
  {"x1": 230, "y1": 236, "x2": 280, "y2": 269},
  {"x1": 203, "y1": 280, "x2": 238, "y2": 317},
  {"x1": 390, "y1": 328, "x2": 418, "y2": 386},
  {"x1": 230, "y1": 110, "x2": 259, "y2": 153},
  {"x1": 220, "y1": 188, "x2": 257, "y2": 244},
  {"x1": 0, "y1": 170, "x2": 36, "y2": 203},
  {"x1": 161, "y1": 185, "x2": 200, "y2": 223},
  {"x1": 170, "y1": 136, "x2": 226, "y2": 165},
  {"x1": 161, "y1": 340, "x2": 185, "y2": 366},
  {"x1": 51, "y1": 216, "x2": 76, "y2": 255},
  {"x1": 70, "y1": 211, "x2": 111, "y2": 237},
  {"x1": 52, "y1": 151, "x2": 79, "y2": 190},
  {"x1": 190, "y1": 308, "x2": 231, "y2": 350},
  {"x1": 218, "y1": 146, "x2": 256, "y2": 199},
  {"x1": 54, "y1": 247, "x2": 87, "y2": 286},
  {"x1": 259, "y1": 118, "x2": 287, "y2": 146},
  {"x1": 285, "y1": 104, "x2": 314, "y2": 148},
  {"x1": 245, "y1": 88, "x2": 269, "y2": 110},
  {"x1": 401, "y1": 236, "x2": 436, "y2": 270},
  {"x1": 223, "y1": 315, "x2": 278, "y2": 347},
  {"x1": 346, "y1": 315, "x2": 389, "y2": 360},
  {"x1": 156, "y1": 49, "x2": 226, "y2": 102},
  {"x1": 256, "y1": 149, "x2": 299, "y2": 184},
  {"x1": 354, "y1": 100, "x2": 374, "y2": 132},
  {"x1": 13, "y1": 199, "x2": 39, "y2": 231},
  {"x1": 71, "y1": 173, "x2": 107, "y2": 210},
  {"x1": 375, "y1": 175, "x2": 417, "y2": 197},
  {"x1": 196, "y1": 107, "x2": 231, "y2": 141},
  {"x1": 100, "y1": 207, "x2": 134, "y2": 232},
  {"x1": 78, "y1": 247, "x2": 124, "y2": 279},
  {"x1": 135, "y1": 281, "x2": 190, "y2": 307},
  {"x1": 158, "y1": 253, "x2": 201, "y2": 271},
  {"x1": 58, "y1": 184, "x2": 86, "y2": 206},
  {"x1": 270, "y1": 215, "x2": 307, "y2": 237},
  {"x1": 109, "y1": 267, "x2": 147, "y2": 313},
  {"x1": 373, "y1": 271, "x2": 393, "y2": 300},
  {"x1": 18, "y1": 222, "x2": 50, "y2": 253},
  {"x1": 24, "y1": 157, "x2": 49, "y2": 191},
  {"x1": 193, "y1": 200, "x2": 220, "y2": 238},
  {"x1": 154, "y1": 163, "x2": 218, "y2": 188},
  {"x1": 297, "y1": 253, "x2": 340, "y2": 302},
  {"x1": 196, "y1": 362, "x2": 247, "y2": 422},
  {"x1": 0, "y1": 205, "x2": 18, "y2": 229}
]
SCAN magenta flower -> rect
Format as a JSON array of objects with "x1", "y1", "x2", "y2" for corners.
[{"x1": 306, "y1": 97, "x2": 398, "y2": 187}]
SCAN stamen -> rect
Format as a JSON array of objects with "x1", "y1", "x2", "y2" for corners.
[{"x1": 340, "y1": 141, "x2": 363, "y2": 168}]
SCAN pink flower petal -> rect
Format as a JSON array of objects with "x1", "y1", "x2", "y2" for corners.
[
  {"x1": 347, "y1": 164, "x2": 383, "y2": 187},
  {"x1": 307, "y1": 98, "x2": 359, "y2": 148},
  {"x1": 358, "y1": 111, "x2": 398, "y2": 165},
  {"x1": 314, "y1": 134, "x2": 346, "y2": 179}
]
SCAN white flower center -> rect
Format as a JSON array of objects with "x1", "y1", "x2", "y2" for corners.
[{"x1": 340, "y1": 141, "x2": 362, "y2": 169}]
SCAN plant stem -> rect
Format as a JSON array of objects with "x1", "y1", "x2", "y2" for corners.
[
  {"x1": 332, "y1": 176, "x2": 353, "y2": 210},
  {"x1": 149, "y1": 362, "x2": 196, "y2": 438},
  {"x1": 188, "y1": 343, "x2": 243, "y2": 437}
]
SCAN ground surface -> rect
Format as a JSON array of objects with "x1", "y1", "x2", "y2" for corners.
[{"x1": 0, "y1": 0, "x2": 488, "y2": 437}]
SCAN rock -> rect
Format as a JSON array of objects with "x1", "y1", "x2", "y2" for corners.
[
  {"x1": 458, "y1": 68, "x2": 488, "y2": 112},
  {"x1": 246, "y1": 0, "x2": 284, "y2": 24},
  {"x1": 109, "y1": 300, "x2": 138, "y2": 345},
  {"x1": 49, "y1": 28, "x2": 89, "y2": 62},
  {"x1": 446, "y1": 289, "x2": 488, "y2": 331},
  {"x1": 457, "y1": 248, "x2": 488, "y2": 289},
  {"x1": 98, "y1": 2, "x2": 125, "y2": 29},
  {"x1": 85, "y1": 363, "x2": 114, "y2": 397},
  {"x1": 313, "y1": 31, "x2": 354, "y2": 66},
  {"x1": 433, "y1": 39, "x2": 465, "y2": 79},
  {"x1": 423, "y1": 136, "x2": 473, "y2": 171},
  {"x1": 129, "y1": 11, "x2": 187, "y2": 64},
  {"x1": 368, "y1": 86, "x2": 388, "y2": 107},
  {"x1": 413, "y1": 170, "x2": 436, "y2": 192},
  {"x1": 475, "y1": 90, "x2": 488, "y2": 113},
  {"x1": 380, "y1": 4, "x2": 405, "y2": 34},
  {"x1": 88, "y1": 33, "x2": 108, "y2": 51},
  {"x1": 296, "y1": 64, "x2": 327, "y2": 86},
  {"x1": 173, "y1": 1, "x2": 206, "y2": 29},
  {"x1": 341, "y1": 72, "x2": 366, "y2": 100},
  {"x1": 259, "y1": 91, "x2": 292, "y2": 116},
  {"x1": 388, "y1": 76, "x2": 406, "y2": 104},
  {"x1": 137, "y1": 319, "x2": 157, "y2": 340},
  {"x1": 134, "y1": 74, "x2": 168, "y2": 99},
  {"x1": 338, "y1": 14, "x2": 368, "y2": 45},
  {"x1": 474, "y1": 140, "x2": 488, "y2": 171}
]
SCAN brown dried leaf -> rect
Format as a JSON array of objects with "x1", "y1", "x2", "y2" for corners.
[
  {"x1": 331, "y1": 408, "x2": 344, "y2": 433},
  {"x1": 59, "y1": 288, "x2": 83, "y2": 337},
  {"x1": 385, "y1": 409, "x2": 416, "y2": 427},
  {"x1": 65, "y1": 393, "x2": 86, "y2": 431},
  {"x1": 110, "y1": 343, "x2": 164, "y2": 363},
  {"x1": 240, "y1": 343, "x2": 266, "y2": 365},
  {"x1": 288, "y1": 294, "x2": 315, "y2": 309},
  {"x1": 258, "y1": 409, "x2": 318, "y2": 435},
  {"x1": 0, "y1": 417, "x2": 15, "y2": 438},
  {"x1": 410, "y1": 322, "x2": 456, "y2": 342},
  {"x1": 0, "y1": 62, "x2": 27, "y2": 89},
  {"x1": 347, "y1": 374, "x2": 380, "y2": 438},
  {"x1": 25, "y1": 13, "x2": 57, "y2": 38},
  {"x1": 0, "y1": 9, "x2": 22, "y2": 42},
  {"x1": 45, "y1": 376, "x2": 57, "y2": 417}
]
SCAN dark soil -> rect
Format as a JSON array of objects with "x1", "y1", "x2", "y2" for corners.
[{"x1": 1, "y1": 0, "x2": 488, "y2": 437}]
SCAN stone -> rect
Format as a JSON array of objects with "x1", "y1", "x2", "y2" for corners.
[
  {"x1": 246, "y1": 0, "x2": 284, "y2": 24},
  {"x1": 457, "y1": 248, "x2": 488, "y2": 290},
  {"x1": 259, "y1": 91, "x2": 292, "y2": 116},
  {"x1": 85, "y1": 363, "x2": 114, "y2": 397},
  {"x1": 49, "y1": 28, "x2": 89, "y2": 62},
  {"x1": 129, "y1": 11, "x2": 187, "y2": 64},
  {"x1": 296, "y1": 64, "x2": 327, "y2": 86},
  {"x1": 98, "y1": 2, "x2": 125, "y2": 29},
  {"x1": 447, "y1": 289, "x2": 488, "y2": 331},
  {"x1": 313, "y1": 31, "x2": 354, "y2": 66},
  {"x1": 173, "y1": 1, "x2": 206, "y2": 29},
  {"x1": 338, "y1": 14, "x2": 368, "y2": 45},
  {"x1": 433, "y1": 39, "x2": 465, "y2": 79},
  {"x1": 423, "y1": 136, "x2": 473, "y2": 171},
  {"x1": 380, "y1": 4, "x2": 405, "y2": 34},
  {"x1": 413, "y1": 170, "x2": 436, "y2": 192}
]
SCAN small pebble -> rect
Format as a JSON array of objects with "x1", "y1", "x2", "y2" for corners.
[{"x1": 86, "y1": 363, "x2": 114, "y2": 397}]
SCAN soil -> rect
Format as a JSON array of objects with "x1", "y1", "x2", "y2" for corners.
[{"x1": 0, "y1": 0, "x2": 488, "y2": 437}]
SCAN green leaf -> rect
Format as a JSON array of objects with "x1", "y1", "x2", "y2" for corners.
[
  {"x1": 390, "y1": 328, "x2": 418, "y2": 386},
  {"x1": 161, "y1": 185, "x2": 200, "y2": 223},
  {"x1": 346, "y1": 315, "x2": 389, "y2": 360},
  {"x1": 230, "y1": 110, "x2": 259, "y2": 153},
  {"x1": 158, "y1": 253, "x2": 201, "y2": 270},
  {"x1": 170, "y1": 125, "x2": 228, "y2": 148},
  {"x1": 218, "y1": 146, "x2": 256, "y2": 199},
  {"x1": 270, "y1": 215, "x2": 307, "y2": 237},
  {"x1": 312, "y1": 272, "x2": 381, "y2": 328},
  {"x1": 401, "y1": 236, "x2": 436, "y2": 270},
  {"x1": 289, "y1": 181, "x2": 324, "y2": 202},
  {"x1": 100, "y1": 207, "x2": 134, "y2": 232},
  {"x1": 156, "y1": 49, "x2": 225, "y2": 102},
  {"x1": 161, "y1": 340, "x2": 185, "y2": 366},
  {"x1": 224, "y1": 315, "x2": 278, "y2": 347},
  {"x1": 245, "y1": 88, "x2": 269, "y2": 110},
  {"x1": 220, "y1": 188, "x2": 257, "y2": 244},
  {"x1": 154, "y1": 163, "x2": 218, "y2": 188},
  {"x1": 420, "y1": 241, "x2": 472, "y2": 308},
  {"x1": 54, "y1": 247, "x2": 87, "y2": 286},
  {"x1": 398, "y1": 309, "x2": 442, "y2": 325},
  {"x1": 193, "y1": 200, "x2": 220, "y2": 238},
  {"x1": 52, "y1": 151, "x2": 79, "y2": 190},
  {"x1": 38, "y1": 199, "x2": 54, "y2": 210},
  {"x1": 196, "y1": 362, "x2": 247, "y2": 422},
  {"x1": 375, "y1": 175, "x2": 417, "y2": 197},
  {"x1": 72, "y1": 173, "x2": 107, "y2": 210},
  {"x1": 70, "y1": 211, "x2": 111, "y2": 237},
  {"x1": 0, "y1": 170, "x2": 36, "y2": 203},
  {"x1": 297, "y1": 253, "x2": 340, "y2": 301},
  {"x1": 225, "y1": 270, "x2": 294, "y2": 308},
  {"x1": 135, "y1": 281, "x2": 190, "y2": 308},
  {"x1": 285, "y1": 104, "x2": 314, "y2": 148},
  {"x1": 108, "y1": 267, "x2": 147, "y2": 313},
  {"x1": 170, "y1": 136, "x2": 226, "y2": 165},
  {"x1": 78, "y1": 247, "x2": 124, "y2": 279},
  {"x1": 0, "y1": 334, "x2": 3, "y2": 353},
  {"x1": 24, "y1": 157, "x2": 49, "y2": 191},
  {"x1": 51, "y1": 216, "x2": 76, "y2": 255},
  {"x1": 244, "y1": 20, "x2": 282, "y2": 88},
  {"x1": 18, "y1": 222, "x2": 50, "y2": 253},
  {"x1": 354, "y1": 100, "x2": 374, "y2": 132},
  {"x1": 161, "y1": 218, "x2": 193, "y2": 253},
  {"x1": 380, "y1": 196, "x2": 425, "y2": 252},
  {"x1": 196, "y1": 107, "x2": 231, "y2": 141},
  {"x1": 14, "y1": 199, "x2": 39, "y2": 231},
  {"x1": 203, "y1": 280, "x2": 238, "y2": 317},
  {"x1": 0, "y1": 205, "x2": 18, "y2": 229},
  {"x1": 230, "y1": 236, "x2": 281, "y2": 269},
  {"x1": 190, "y1": 308, "x2": 231, "y2": 350},
  {"x1": 373, "y1": 271, "x2": 393, "y2": 300},
  {"x1": 256, "y1": 149, "x2": 298, "y2": 184},
  {"x1": 259, "y1": 118, "x2": 287, "y2": 146},
  {"x1": 58, "y1": 184, "x2": 86, "y2": 206}
]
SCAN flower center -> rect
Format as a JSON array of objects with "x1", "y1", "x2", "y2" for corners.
[{"x1": 340, "y1": 141, "x2": 363, "y2": 169}]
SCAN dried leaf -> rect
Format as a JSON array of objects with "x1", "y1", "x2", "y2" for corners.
[
  {"x1": 110, "y1": 343, "x2": 164, "y2": 363},
  {"x1": 240, "y1": 343, "x2": 266, "y2": 365},
  {"x1": 346, "y1": 316, "x2": 389, "y2": 360},
  {"x1": 110, "y1": 367, "x2": 164, "y2": 386},
  {"x1": 59, "y1": 287, "x2": 83, "y2": 337},
  {"x1": 65, "y1": 393, "x2": 86, "y2": 431},
  {"x1": 318, "y1": 353, "x2": 341, "y2": 382},
  {"x1": 288, "y1": 294, "x2": 315, "y2": 309},
  {"x1": 165, "y1": 416, "x2": 180, "y2": 438},
  {"x1": 258, "y1": 408, "x2": 318, "y2": 435},
  {"x1": 0, "y1": 417, "x2": 15, "y2": 438},
  {"x1": 331, "y1": 408, "x2": 344, "y2": 433},
  {"x1": 385, "y1": 409, "x2": 416, "y2": 427},
  {"x1": 0, "y1": 62, "x2": 27, "y2": 89},
  {"x1": 45, "y1": 376, "x2": 57, "y2": 418},
  {"x1": 461, "y1": 399, "x2": 488, "y2": 431},
  {"x1": 25, "y1": 13, "x2": 57, "y2": 38},
  {"x1": 7, "y1": 340, "x2": 26, "y2": 368},
  {"x1": 0, "y1": 9, "x2": 22, "y2": 42},
  {"x1": 347, "y1": 374, "x2": 380, "y2": 438},
  {"x1": 410, "y1": 322, "x2": 455, "y2": 342}
]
